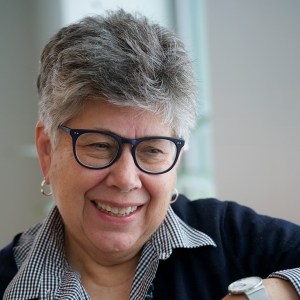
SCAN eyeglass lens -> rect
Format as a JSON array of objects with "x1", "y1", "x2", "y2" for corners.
[{"x1": 75, "y1": 132, "x2": 177, "y2": 173}]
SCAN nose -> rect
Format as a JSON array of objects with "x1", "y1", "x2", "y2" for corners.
[{"x1": 105, "y1": 145, "x2": 142, "y2": 192}]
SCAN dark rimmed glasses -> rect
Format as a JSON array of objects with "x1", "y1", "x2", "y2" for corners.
[{"x1": 59, "y1": 125, "x2": 185, "y2": 174}]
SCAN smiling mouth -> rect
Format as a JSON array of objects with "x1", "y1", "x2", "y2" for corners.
[{"x1": 93, "y1": 201, "x2": 139, "y2": 217}]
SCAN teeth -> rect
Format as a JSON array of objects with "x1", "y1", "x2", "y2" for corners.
[{"x1": 95, "y1": 202, "x2": 138, "y2": 217}]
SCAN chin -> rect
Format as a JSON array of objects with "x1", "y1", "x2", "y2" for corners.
[{"x1": 92, "y1": 232, "x2": 142, "y2": 255}]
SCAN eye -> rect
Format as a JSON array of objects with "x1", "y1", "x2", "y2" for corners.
[
  {"x1": 88, "y1": 142, "x2": 111, "y2": 150},
  {"x1": 136, "y1": 141, "x2": 170, "y2": 162},
  {"x1": 143, "y1": 146, "x2": 164, "y2": 154}
]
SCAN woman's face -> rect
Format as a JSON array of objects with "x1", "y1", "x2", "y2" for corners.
[{"x1": 36, "y1": 100, "x2": 180, "y2": 263}]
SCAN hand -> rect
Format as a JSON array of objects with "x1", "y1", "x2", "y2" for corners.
[{"x1": 222, "y1": 278, "x2": 299, "y2": 299}]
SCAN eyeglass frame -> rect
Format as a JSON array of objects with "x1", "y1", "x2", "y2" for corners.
[{"x1": 59, "y1": 125, "x2": 185, "y2": 174}]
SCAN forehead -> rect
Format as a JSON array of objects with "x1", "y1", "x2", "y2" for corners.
[{"x1": 67, "y1": 99, "x2": 172, "y2": 138}]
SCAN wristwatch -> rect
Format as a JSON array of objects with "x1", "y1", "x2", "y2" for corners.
[{"x1": 228, "y1": 276, "x2": 269, "y2": 299}]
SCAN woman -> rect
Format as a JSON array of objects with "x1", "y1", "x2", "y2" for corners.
[{"x1": 0, "y1": 10, "x2": 300, "y2": 299}]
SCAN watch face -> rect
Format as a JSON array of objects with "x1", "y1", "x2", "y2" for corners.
[{"x1": 228, "y1": 276, "x2": 262, "y2": 293}]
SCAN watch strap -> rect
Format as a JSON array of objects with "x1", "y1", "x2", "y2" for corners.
[{"x1": 246, "y1": 283, "x2": 269, "y2": 300}]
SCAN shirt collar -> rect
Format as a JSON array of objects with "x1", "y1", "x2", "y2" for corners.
[
  {"x1": 4, "y1": 207, "x2": 89, "y2": 300},
  {"x1": 151, "y1": 206, "x2": 216, "y2": 260}
]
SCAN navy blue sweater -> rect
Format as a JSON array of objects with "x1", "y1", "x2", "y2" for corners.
[{"x1": 1, "y1": 197, "x2": 300, "y2": 299}]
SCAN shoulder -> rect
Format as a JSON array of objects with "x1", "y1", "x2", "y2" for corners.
[
  {"x1": 172, "y1": 194, "x2": 300, "y2": 249},
  {"x1": 171, "y1": 195, "x2": 234, "y2": 229},
  {"x1": 0, "y1": 234, "x2": 20, "y2": 297}
]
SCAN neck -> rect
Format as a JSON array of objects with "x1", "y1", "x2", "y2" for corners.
[
  {"x1": 64, "y1": 233, "x2": 141, "y2": 299},
  {"x1": 79, "y1": 259, "x2": 138, "y2": 300}
]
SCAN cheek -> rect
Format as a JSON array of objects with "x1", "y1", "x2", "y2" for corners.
[
  {"x1": 147, "y1": 172, "x2": 176, "y2": 197},
  {"x1": 48, "y1": 149, "x2": 83, "y2": 202},
  {"x1": 144, "y1": 171, "x2": 177, "y2": 221}
]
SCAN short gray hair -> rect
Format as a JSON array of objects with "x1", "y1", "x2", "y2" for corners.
[{"x1": 37, "y1": 9, "x2": 197, "y2": 144}]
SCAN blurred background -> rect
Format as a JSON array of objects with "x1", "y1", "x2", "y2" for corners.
[{"x1": 0, "y1": 0, "x2": 299, "y2": 247}]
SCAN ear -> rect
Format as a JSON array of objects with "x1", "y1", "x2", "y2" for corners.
[{"x1": 35, "y1": 121, "x2": 53, "y2": 183}]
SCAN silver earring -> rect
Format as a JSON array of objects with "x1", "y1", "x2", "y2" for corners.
[
  {"x1": 170, "y1": 188, "x2": 179, "y2": 204},
  {"x1": 41, "y1": 179, "x2": 52, "y2": 196}
]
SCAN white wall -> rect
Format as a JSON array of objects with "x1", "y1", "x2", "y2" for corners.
[
  {"x1": 60, "y1": 0, "x2": 173, "y2": 28},
  {"x1": 0, "y1": 1, "x2": 41, "y2": 248},
  {"x1": 0, "y1": 1, "x2": 64, "y2": 248},
  {"x1": 206, "y1": 0, "x2": 300, "y2": 223}
]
